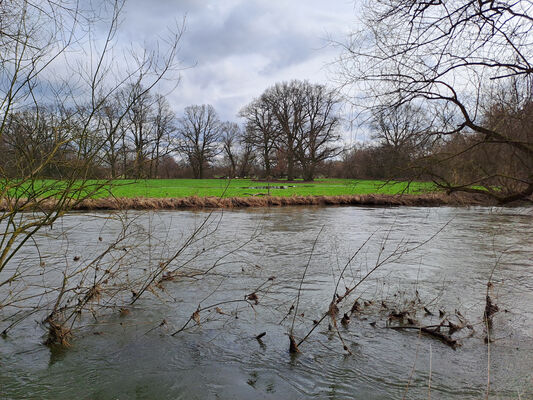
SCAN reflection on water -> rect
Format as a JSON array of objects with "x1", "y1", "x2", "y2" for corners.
[{"x1": 0, "y1": 206, "x2": 532, "y2": 399}]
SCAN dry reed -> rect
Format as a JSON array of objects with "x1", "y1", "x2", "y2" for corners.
[{"x1": 0, "y1": 192, "x2": 498, "y2": 212}]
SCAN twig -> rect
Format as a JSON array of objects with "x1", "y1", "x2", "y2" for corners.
[
  {"x1": 402, "y1": 329, "x2": 422, "y2": 400},
  {"x1": 388, "y1": 325, "x2": 458, "y2": 348},
  {"x1": 298, "y1": 220, "x2": 451, "y2": 349},
  {"x1": 171, "y1": 299, "x2": 252, "y2": 336},
  {"x1": 485, "y1": 317, "x2": 491, "y2": 400},
  {"x1": 428, "y1": 343, "x2": 432, "y2": 400},
  {"x1": 290, "y1": 226, "x2": 324, "y2": 335}
]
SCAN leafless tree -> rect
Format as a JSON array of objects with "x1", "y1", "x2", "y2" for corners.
[
  {"x1": 99, "y1": 93, "x2": 128, "y2": 179},
  {"x1": 260, "y1": 81, "x2": 304, "y2": 181},
  {"x1": 177, "y1": 104, "x2": 222, "y2": 179},
  {"x1": 237, "y1": 136, "x2": 256, "y2": 178},
  {"x1": 367, "y1": 102, "x2": 433, "y2": 178},
  {"x1": 338, "y1": 0, "x2": 533, "y2": 203},
  {"x1": 240, "y1": 99, "x2": 278, "y2": 178},
  {"x1": 371, "y1": 103, "x2": 430, "y2": 152},
  {"x1": 0, "y1": 0, "x2": 184, "y2": 340},
  {"x1": 220, "y1": 122, "x2": 257, "y2": 178},
  {"x1": 296, "y1": 83, "x2": 341, "y2": 181},
  {"x1": 150, "y1": 94, "x2": 176, "y2": 178},
  {"x1": 242, "y1": 80, "x2": 341, "y2": 180},
  {"x1": 220, "y1": 122, "x2": 241, "y2": 178},
  {"x1": 2, "y1": 108, "x2": 71, "y2": 177},
  {"x1": 125, "y1": 84, "x2": 154, "y2": 179}
]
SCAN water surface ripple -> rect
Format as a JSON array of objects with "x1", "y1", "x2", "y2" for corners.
[{"x1": 0, "y1": 206, "x2": 532, "y2": 399}]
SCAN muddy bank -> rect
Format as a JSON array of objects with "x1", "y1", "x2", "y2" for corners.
[{"x1": 0, "y1": 193, "x2": 503, "y2": 211}]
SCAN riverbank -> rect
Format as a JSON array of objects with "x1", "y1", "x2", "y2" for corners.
[{"x1": 0, "y1": 192, "x2": 501, "y2": 211}]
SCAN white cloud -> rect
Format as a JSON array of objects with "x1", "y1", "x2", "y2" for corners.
[{"x1": 118, "y1": 0, "x2": 359, "y2": 121}]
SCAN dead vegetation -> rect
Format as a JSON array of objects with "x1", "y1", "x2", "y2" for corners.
[
  {"x1": 483, "y1": 281, "x2": 500, "y2": 344},
  {"x1": 273, "y1": 221, "x2": 505, "y2": 356},
  {"x1": 384, "y1": 301, "x2": 472, "y2": 350},
  {"x1": 0, "y1": 207, "x2": 245, "y2": 347},
  {"x1": 299, "y1": 287, "x2": 479, "y2": 352},
  {"x1": 0, "y1": 192, "x2": 497, "y2": 213},
  {"x1": 0, "y1": 204, "x2": 507, "y2": 362},
  {"x1": 43, "y1": 313, "x2": 72, "y2": 347}
]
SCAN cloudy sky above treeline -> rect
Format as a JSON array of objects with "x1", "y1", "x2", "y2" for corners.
[{"x1": 118, "y1": 0, "x2": 358, "y2": 122}]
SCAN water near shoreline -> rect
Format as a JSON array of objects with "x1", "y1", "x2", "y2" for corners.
[{"x1": 1, "y1": 206, "x2": 532, "y2": 399}]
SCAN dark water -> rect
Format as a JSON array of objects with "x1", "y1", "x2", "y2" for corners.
[{"x1": 0, "y1": 206, "x2": 532, "y2": 399}]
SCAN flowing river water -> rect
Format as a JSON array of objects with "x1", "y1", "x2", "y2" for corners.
[{"x1": 0, "y1": 206, "x2": 532, "y2": 399}]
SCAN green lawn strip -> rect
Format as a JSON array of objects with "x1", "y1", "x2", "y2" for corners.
[
  {"x1": 2, "y1": 178, "x2": 438, "y2": 199},
  {"x1": 3, "y1": 179, "x2": 115, "y2": 200},
  {"x1": 103, "y1": 178, "x2": 436, "y2": 198}
]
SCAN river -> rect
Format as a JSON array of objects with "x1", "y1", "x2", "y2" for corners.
[{"x1": 1, "y1": 206, "x2": 532, "y2": 399}]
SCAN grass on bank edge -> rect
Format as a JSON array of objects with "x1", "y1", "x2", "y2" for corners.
[
  {"x1": 1, "y1": 178, "x2": 439, "y2": 200},
  {"x1": 67, "y1": 178, "x2": 438, "y2": 199}
]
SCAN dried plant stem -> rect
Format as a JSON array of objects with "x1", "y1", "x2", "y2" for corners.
[
  {"x1": 402, "y1": 329, "x2": 422, "y2": 400},
  {"x1": 0, "y1": 192, "x2": 493, "y2": 213},
  {"x1": 485, "y1": 317, "x2": 491, "y2": 400},
  {"x1": 428, "y1": 344, "x2": 432, "y2": 400},
  {"x1": 290, "y1": 226, "x2": 324, "y2": 336},
  {"x1": 171, "y1": 299, "x2": 253, "y2": 336},
  {"x1": 298, "y1": 221, "x2": 450, "y2": 349}
]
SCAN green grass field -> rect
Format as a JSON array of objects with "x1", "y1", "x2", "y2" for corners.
[{"x1": 86, "y1": 178, "x2": 437, "y2": 198}]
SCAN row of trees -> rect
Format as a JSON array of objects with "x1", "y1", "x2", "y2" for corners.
[
  {"x1": 2, "y1": 75, "x2": 530, "y2": 192},
  {"x1": 240, "y1": 80, "x2": 341, "y2": 181},
  {"x1": 178, "y1": 80, "x2": 343, "y2": 181},
  {"x1": 1, "y1": 0, "x2": 531, "y2": 200},
  {"x1": 337, "y1": 83, "x2": 532, "y2": 204},
  {"x1": 0, "y1": 88, "x2": 177, "y2": 180},
  {"x1": 337, "y1": 0, "x2": 533, "y2": 204},
  {"x1": 0, "y1": 80, "x2": 343, "y2": 181}
]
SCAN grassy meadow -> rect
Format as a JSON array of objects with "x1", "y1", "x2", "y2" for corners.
[
  {"x1": 87, "y1": 178, "x2": 436, "y2": 199},
  {"x1": 3, "y1": 178, "x2": 439, "y2": 200}
]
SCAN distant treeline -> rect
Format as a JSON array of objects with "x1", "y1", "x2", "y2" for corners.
[{"x1": 1, "y1": 80, "x2": 531, "y2": 195}]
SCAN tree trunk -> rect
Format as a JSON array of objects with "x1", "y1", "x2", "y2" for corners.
[
  {"x1": 228, "y1": 153, "x2": 236, "y2": 178},
  {"x1": 263, "y1": 150, "x2": 271, "y2": 178},
  {"x1": 198, "y1": 161, "x2": 204, "y2": 179},
  {"x1": 110, "y1": 161, "x2": 116, "y2": 179},
  {"x1": 303, "y1": 164, "x2": 315, "y2": 181},
  {"x1": 287, "y1": 154, "x2": 294, "y2": 181}
]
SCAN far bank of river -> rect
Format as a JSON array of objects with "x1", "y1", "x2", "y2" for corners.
[{"x1": 0, "y1": 192, "x2": 518, "y2": 211}]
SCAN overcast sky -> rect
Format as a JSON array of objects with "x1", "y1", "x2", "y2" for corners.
[{"x1": 118, "y1": 0, "x2": 358, "y2": 123}]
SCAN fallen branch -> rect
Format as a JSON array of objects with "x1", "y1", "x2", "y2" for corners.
[{"x1": 388, "y1": 325, "x2": 459, "y2": 349}]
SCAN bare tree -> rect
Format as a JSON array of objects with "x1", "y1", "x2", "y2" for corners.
[
  {"x1": 244, "y1": 81, "x2": 341, "y2": 181},
  {"x1": 296, "y1": 83, "x2": 341, "y2": 181},
  {"x1": 220, "y1": 122, "x2": 256, "y2": 178},
  {"x1": 368, "y1": 102, "x2": 432, "y2": 178},
  {"x1": 371, "y1": 103, "x2": 430, "y2": 152},
  {"x1": 220, "y1": 122, "x2": 241, "y2": 178},
  {"x1": 261, "y1": 81, "x2": 305, "y2": 181},
  {"x1": 338, "y1": 0, "x2": 533, "y2": 203},
  {"x1": 237, "y1": 135, "x2": 256, "y2": 178},
  {"x1": 2, "y1": 108, "x2": 71, "y2": 177},
  {"x1": 99, "y1": 93, "x2": 128, "y2": 179},
  {"x1": 177, "y1": 104, "x2": 222, "y2": 179},
  {"x1": 240, "y1": 98, "x2": 278, "y2": 178},
  {"x1": 125, "y1": 84, "x2": 154, "y2": 179},
  {"x1": 0, "y1": 0, "x2": 184, "y2": 340},
  {"x1": 150, "y1": 94, "x2": 176, "y2": 178}
]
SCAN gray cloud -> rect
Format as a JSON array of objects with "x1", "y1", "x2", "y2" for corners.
[{"x1": 119, "y1": 0, "x2": 357, "y2": 121}]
